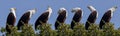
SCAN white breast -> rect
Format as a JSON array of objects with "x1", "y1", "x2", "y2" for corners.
[
  {"x1": 11, "y1": 10, "x2": 16, "y2": 18},
  {"x1": 111, "y1": 12, "x2": 113, "y2": 17},
  {"x1": 96, "y1": 12, "x2": 98, "y2": 18}
]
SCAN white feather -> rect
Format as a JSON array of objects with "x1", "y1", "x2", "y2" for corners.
[
  {"x1": 60, "y1": 8, "x2": 66, "y2": 11},
  {"x1": 58, "y1": 8, "x2": 68, "y2": 17},
  {"x1": 29, "y1": 9, "x2": 36, "y2": 18},
  {"x1": 72, "y1": 7, "x2": 83, "y2": 16},
  {"x1": 46, "y1": 7, "x2": 52, "y2": 18},
  {"x1": 109, "y1": 6, "x2": 117, "y2": 12},
  {"x1": 82, "y1": 11, "x2": 83, "y2": 17},
  {"x1": 108, "y1": 6, "x2": 117, "y2": 17},
  {"x1": 72, "y1": 7, "x2": 81, "y2": 12},
  {"x1": 58, "y1": 8, "x2": 66, "y2": 14},
  {"x1": 96, "y1": 12, "x2": 98, "y2": 18},
  {"x1": 88, "y1": 5, "x2": 96, "y2": 12},
  {"x1": 111, "y1": 12, "x2": 113, "y2": 17},
  {"x1": 10, "y1": 8, "x2": 16, "y2": 18}
]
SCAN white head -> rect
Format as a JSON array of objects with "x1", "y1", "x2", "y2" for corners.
[
  {"x1": 58, "y1": 8, "x2": 66, "y2": 14},
  {"x1": 28, "y1": 8, "x2": 36, "y2": 18},
  {"x1": 46, "y1": 6, "x2": 52, "y2": 13},
  {"x1": 72, "y1": 7, "x2": 83, "y2": 16},
  {"x1": 88, "y1": 5, "x2": 98, "y2": 18},
  {"x1": 87, "y1": 5, "x2": 96, "y2": 12},
  {"x1": 46, "y1": 6, "x2": 52, "y2": 18},
  {"x1": 58, "y1": 8, "x2": 68, "y2": 16},
  {"x1": 108, "y1": 6, "x2": 117, "y2": 17},
  {"x1": 109, "y1": 6, "x2": 117, "y2": 13},
  {"x1": 71, "y1": 7, "x2": 81, "y2": 13},
  {"x1": 10, "y1": 8, "x2": 16, "y2": 18}
]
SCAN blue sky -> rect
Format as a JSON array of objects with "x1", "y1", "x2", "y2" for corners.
[{"x1": 0, "y1": 0, "x2": 120, "y2": 34}]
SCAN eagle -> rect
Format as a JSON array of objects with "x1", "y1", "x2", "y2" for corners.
[
  {"x1": 85, "y1": 6, "x2": 98, "y2": 30},
  {"x1": 54, "y1": 8, "x2": 67, "y2": 29},
  {"x1": 35, "y1": 7, "x2": 52, "y2": 30},
  {"x1": 17, "y1": 9, "x2": 36, "y2": 30},
  {"x1": 99, "y1": 6, "x2": 117, "y2": 29},
  {"x1": 70, "y1": 7, "x2": 83, "y2": 29},
  {"x1": 6, "y1": 8, "x2": 16, "y2": 33}
]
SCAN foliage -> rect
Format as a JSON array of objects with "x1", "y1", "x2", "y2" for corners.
[
  {"x1": 57, "y1": 23, "x2": 73, "y2": 36},
  {"x1": 37, "y1": 24, "x2": 57, "y2": 36},
  {"x1": 73, "y1": 23, "x2": 86, "y2": 36},
  {"x1": 20, "y1": 24, "x2": 35, "y2": 36},
  {"x1": 1, "y1": 22, "x2": 120, "y2": 36}
]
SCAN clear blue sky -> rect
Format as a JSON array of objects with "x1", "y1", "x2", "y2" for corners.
[{"x1": 0, "y1": 0, "x2": 120, "y2": 34}]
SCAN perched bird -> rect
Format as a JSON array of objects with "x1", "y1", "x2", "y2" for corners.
[
  {"x1": 70, "y1": 7, "x2": 83, "y2": 29},
  {"x1": 55, "y1": 8, "x2": 67, "y2": 29},
  {"x1": 17, "y1": 9, "x2": 36, "y2": 30},
  {"x1": 35, "y1": 7, "x2": 52, "y2": 30},
  {"x1": 6, "y1": 8, "x2": 16, "y2": 33},
  {"x1": 99, "y1": 6, "x2": 117, "y2": 29},
  {"x1": 85, "y1": 6, "x2": 98, "y2": 30}
]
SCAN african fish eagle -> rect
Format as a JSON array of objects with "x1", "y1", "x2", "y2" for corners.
[
  {"x1": 17, "y1": 9, "x2": 36, "y2": 30},
  {"x1": 70, "y1": 7, "x2": 83, "y2": 29},
  {"x1": 85, "y1": 6, "x2": 98, "y2": 30},
  {"x1": 35, "y1": 7, "x2": 52, "y2": 30},
  {"x1": 6, "y1": 8, "x2": 16, "y2": 33},
  {"x1": 55, "y1": 8, "x2": 67, "y2": 30},
  {"x1": 99, "y1": 6, "x2": 117, "y2": 29}
]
